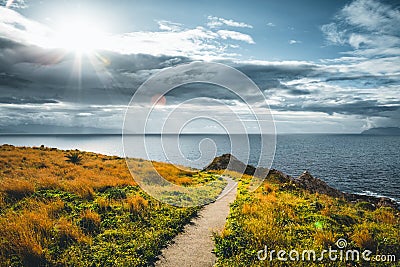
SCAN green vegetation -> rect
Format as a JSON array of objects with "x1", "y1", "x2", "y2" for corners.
[
  {"x1": 65, "y1": 152, "x2": 83, "y2": 165},
  {"x1": 0, "y1": 145, "x2": 224, "y2": 266},
  {"x1": 214, "y1": 171, "x2": 400, "y2": 266}
]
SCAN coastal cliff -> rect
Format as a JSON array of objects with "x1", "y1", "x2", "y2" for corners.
[{"x1": 205, "y1": 154, "x2": 399, "y2": 210}]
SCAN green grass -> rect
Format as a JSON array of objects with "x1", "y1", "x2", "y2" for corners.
[
  {"x1": 213, "y1": 172, "x2": 400, "y2": 266},
  {"x1": 0, "y1": 145, "x2": 225, "y2": 266}
]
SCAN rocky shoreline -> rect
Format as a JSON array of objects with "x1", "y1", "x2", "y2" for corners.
[{"x1": 205, "y1": 154, "x2": 399, "y2": 210}]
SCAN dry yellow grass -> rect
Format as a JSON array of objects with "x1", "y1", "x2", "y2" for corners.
[
  {"x1": 0, "y1": 199, "x2": 87, "y2": 265},
  {"x1": 351, "y1": 228, "x2": 376, "y2": 250},
  {"x1": 313, "y1": 230, "x2": 336, "y2": 248},
  {"x1": 152, "y1": 161, "x2": 196, "y2": 185},
  {"x1": 0, "y1": 145, "x2": 217, "y2": 266},
  {"x1": 214, "y1": 170, "x2": 400, "y2": 266},
  {"x1": 0, "y1": 145, "x2": 198, "y2": 198},
  {"x1": 0, "y1": 178, "x2": 35, "y2": 200},
  {"x1": 0, "y1": 145, "x2": 137, "y2": 198},
  {"x1": 125, "y1": 195, "x2": 149, "y2": 213}
]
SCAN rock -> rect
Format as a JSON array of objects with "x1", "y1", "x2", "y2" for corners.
[
  {"x1": 204, "y1": 154, "x2": 256, "y2": 176},
  {"x1": 205, "y1": 154, "x2": 399, "y2": 210},
  {"x1": 294, "y1": 171, "x2": 345, "y2": 198},
  {"x1": 266, "y1": 169, "x2": 292, "y2": 183}
]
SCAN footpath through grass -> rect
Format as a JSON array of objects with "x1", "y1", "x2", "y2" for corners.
[
  {"x1": 0, "y1": 145, "x2": 225, "y2": 266},
  {"x1": 213, "y1": 171, "x2": 400, "y2": 267}
]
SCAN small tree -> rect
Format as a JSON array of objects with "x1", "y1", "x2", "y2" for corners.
[{"x1": 65, "y1": 152, "x2": 83, "y2": 165}]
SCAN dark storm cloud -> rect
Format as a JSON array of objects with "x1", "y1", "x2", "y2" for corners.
[
  {"x1": 285, "y1": 88, "x2": 312, "y2": 96},
  {"x1": 236, "y1": 62, "x2": 318, "y2": 78},
  {"x1": 0, "y1": 38, "x2": 67, "y2": 70},
  {"x1": 103, "y1": 52, "x2": 190, "y2": 73},
  {"x1": 1, "y1": 38, "x2": 398, "y2": 126},
  {"x1": 0, "y1": 35, "x2": 193, "y2": 106},
  {"x1": 0, "y1": 72, "x2": 31, "y2": 87},
  {"x1": 0, "y1": 96, "x2": 58, "y2": 104},
  {"x1": 325, "y1": 74, "x2": 400, "y2": 88},
  {"x1": 270, "y1": 100, "x2": 400, "y2": 117}
]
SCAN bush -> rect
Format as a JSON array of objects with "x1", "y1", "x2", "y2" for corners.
[
  {"x1": 79, "y1": 210, "x2": 101, "y2": 235},
  {"x1": 0, "y1": 179, "x2": 35, "y2": 200},
  {"x1": 65, "y1": 152, "x2": 83, "y2": 165},
  {"x1": 355, "y1": 201, "x2": 375, "y2": 211},
  {"x1": 125, "y1": 195, "x2": 149, "y2": 213}
]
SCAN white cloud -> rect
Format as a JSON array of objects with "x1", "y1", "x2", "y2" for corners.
[
  {"x1": 157, "y1": 20, "x2": 184, "y2": 32},
  {"x1": 111, "y1": 27, "x2": 225, "y2": 58},
  {"x1": 1, "y1": 0, "x2": 27, "y2": 9},
  {"x1": 266, "y1": 22, "x2": 276, "y2": 27},
  {"x1": 0, "y1": 7, "x2": 53, "y2": 47},
  {"x1": 321, "y1": 0, "x2": 400, "y2": 57},
  {"x1": 207, "y1": 16, "x2": 253, "y2": 29},
  {"x1": 320, "y1": 23, "x2": 346, "y2": 45},
  {"x1": 0, "y1": 8, "x2": 257, "y2": 60},
  {"x1": 217, "y1": 30, "x2": 255, "y2": 44},
  {"x1": 340, "y1": 0, "x2": 400, "y2": 34},
  {"x1": 289, "y1": 39, "x2": 301, "y2": 45}
]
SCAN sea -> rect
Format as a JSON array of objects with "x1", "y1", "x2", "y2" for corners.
[{"x1": 0, "y1": 134, "x2": 399, "y2": 204}]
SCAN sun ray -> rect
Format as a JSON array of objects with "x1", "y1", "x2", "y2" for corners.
[{"x1": 53, "y1": 17, "x2": 107, "y2": 53}]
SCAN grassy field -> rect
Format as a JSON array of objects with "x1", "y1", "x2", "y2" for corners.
[
  {"x1": 0, "y1": 145, "x2": 225, "y2": 266},
  {"x1": 213, "y1": 171, "x2": 400, "y2": 266}
]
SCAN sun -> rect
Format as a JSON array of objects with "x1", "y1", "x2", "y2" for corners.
[{"x1": 54, "y1": 17, "x2": 108, "y2": 53}]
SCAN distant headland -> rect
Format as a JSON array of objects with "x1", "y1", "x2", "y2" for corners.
[{"x1": 361, "y1": 127, "x2": 400, "y2": 135}]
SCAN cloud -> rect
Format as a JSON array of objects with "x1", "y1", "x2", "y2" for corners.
[
  {"x1": 207, "y1": 16, "x2": 253, "y2": 29},
  {"x1": 266, "y1": 22, "x2": 276, "y2": 27},
  {"x1": 321, "y1": 0, "x2": 400, "y2": 56},
  {"x1": 0, "y1": 96, "x2": 58, "y2": 104},
  {"x1": 1, "y1": 0, "x2": 27, "y2": 9},
  {"x1": 340, "y1": 0, "x2": 400, "y2": 34},
  {"x1": 289, "y1": 39, "x2": 302, "y2": 45},
  {"x1": 231, "y1": 59, "x2": 400, "y2": 130},
  {"x1": 217, "y1": 30, "x2": 255, "y2": 44},
  {"x1": 0, "y1": 7, "x2": 53, "y2": 48},
  {"x1": 0, "y1": 7, "x2": 255, "y2": 60},
  {"x1": 0, "y1": 5, "x2": 399, "y2": 133},
  {"x1": 1, "y1": 52, "x2": 399, "y2": 133},
  {"x1": 320, "y1": 23, "x2": 346, "y2": 45},
  {"x1": 157, "y1": 20, "x2": 184, "y2": 32}
]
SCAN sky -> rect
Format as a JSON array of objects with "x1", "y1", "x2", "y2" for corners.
[{"x1": 0, "y1": 0, "x2": 399, "y2": 133}]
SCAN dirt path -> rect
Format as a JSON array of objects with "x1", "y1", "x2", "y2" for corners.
[{"x1": 155, "y1": 177, "x2": 237, "y2": 267}]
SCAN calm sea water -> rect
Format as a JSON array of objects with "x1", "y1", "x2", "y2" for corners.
[{"x1": 0, "y1": 134, "x2": 399, "y2": 203}]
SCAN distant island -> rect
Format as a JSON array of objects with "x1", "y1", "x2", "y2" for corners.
[{"x1": 361, "y1": 127, "x2": 400, "y2": 135}]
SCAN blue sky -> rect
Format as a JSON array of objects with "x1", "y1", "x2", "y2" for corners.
[
  {"x1": 0, "y1": 0, "x2": 399, "y2": 133},
  {"x1": 17, "y1": 0, "x2": 351, "y2": 60}
]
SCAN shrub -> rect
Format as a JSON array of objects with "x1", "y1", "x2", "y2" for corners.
[
  {"x1": 313, "y1": 230, "x2": 335, "y2": 248},
  {"x1": 79, "y1": 210, "x2": 101, "y2": 235},
  {"x1": 95, "y1": 196, "x2": 111, "y2": 212},
  {"x1": 355, "y1": 201, "x2": 375, "y2": 211},
  {"x1": 104, "y1": 187, "x2": 126, "y2": 200},
  {"x1": 125, "y1": 195, "x2": 149, "y2": 213},
  {"x1": 351, "y1": 228, "x2": 377, "y2": 251},
  {"x1": 0, "y1": 178, "x2": 35, "y2": 200},
  {"x1": 373, "y1": 207, "x2": 397, "y2": 224},
  {"x1": 0, "y1": 208, "x2": 51, "y2": 266},
  {"x1": 55, "y1": 217, "x2": 88, "y2": 246},
  {"x1": 65, "y1": 152, "x2": 83, "y2": 165}
]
